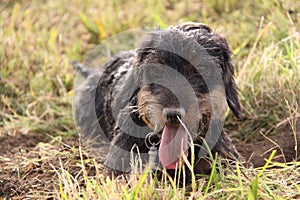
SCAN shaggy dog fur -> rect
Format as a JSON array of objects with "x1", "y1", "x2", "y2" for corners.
[{"x1": 74, "y1": 22, "x2": 244, "y2": 179}]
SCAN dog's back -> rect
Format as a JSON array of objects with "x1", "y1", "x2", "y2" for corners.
[{"x1": 73, "y1": 51, "x2": 137, "y2": 157}]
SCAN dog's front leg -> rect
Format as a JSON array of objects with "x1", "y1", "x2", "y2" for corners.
[
  {"x1": 194, "y1": 118, "x2": 245, "y2": 175},
  {"x1": 213, "y1": 130, "x2": 245, "y2": 162},
  {"x1": 205, "y1": 118, "x2": 244, "y2": 162},
  {"x1": 104, "y1": 130, "x2": 146, "y2": 177}
]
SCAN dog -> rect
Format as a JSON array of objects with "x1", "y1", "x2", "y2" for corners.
[{"x1": 73, "y1": 22, "x2": 244, "y2": 179}]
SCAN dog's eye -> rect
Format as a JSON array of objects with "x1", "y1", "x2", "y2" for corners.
[
  {"x1": 143, "y1": 64, "x2": 166, "y2": 82},
  {"x1": 209, "y1": 47, "x2": 223, "y2": 56},
  {"x1": 151, "y1": 66, "x2": 164, "y2": 77},
  {"x1": 197, "y1": 65, "x2": 210, "y2": 76}
]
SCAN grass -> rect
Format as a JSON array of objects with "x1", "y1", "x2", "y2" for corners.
[
  {"x1": 53, "y1": 148, "x2": 300, "y2": 199},
  {"x1": 0, "y1": 0, "x2": 299, "y2": 199}
]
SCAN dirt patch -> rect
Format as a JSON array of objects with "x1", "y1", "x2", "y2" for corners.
[
  {"x1": 235, "y1": 117, "x2": 300, "y2": 167},
  {"x1": 235, "y1": 122, "x2": 300, "y2": 167},
  {"x1": 0, "y1": 133, "x2": 100, "y2": 198},
  {"x1": 0, "y1": 133, "x2": 49, "y2": 155},
  {"x1": 0, "y1": 122, "x2": 299, "y2": 198}
]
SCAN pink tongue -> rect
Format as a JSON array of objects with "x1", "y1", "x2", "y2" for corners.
[{"x1": 159, "y1": 125, "x2": 189, "y2": 169}]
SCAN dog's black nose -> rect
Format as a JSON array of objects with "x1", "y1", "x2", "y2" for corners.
[{"x1": 163, "y1": 108, "x2": 185, "y2": 125}]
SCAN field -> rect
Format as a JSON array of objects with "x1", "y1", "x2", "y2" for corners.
[{"x1": 0, "y1": 0, "x2": 299, "y2": 199}]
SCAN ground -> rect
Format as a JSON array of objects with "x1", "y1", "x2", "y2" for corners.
[
  {"x1": 1, "y1": 123, "x2": 299, "y2": 198},
  {"x1": 1, "y1": 0, "x2": 299, "y2": 199},
  {"x1": 0, "y1": 133, "x2": 97, "y2": 198}
]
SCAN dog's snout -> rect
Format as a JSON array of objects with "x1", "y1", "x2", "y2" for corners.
[{"x1": 163, "y1": 108, "x2": 186, "y2": 125}]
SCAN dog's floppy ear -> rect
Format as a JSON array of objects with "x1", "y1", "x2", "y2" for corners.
[
  {"x1": 224, "y1": 61, "x2": 243, "y2": 120},
  {"x1": 112, "y1": 60, "x2": 147, "y2": 127},
  {"x1": 113, "y1": 32, "x2": 157, "y2": 127},
  {"x1": 219, "y1": 37, "x2": 244, "y2": 120}
]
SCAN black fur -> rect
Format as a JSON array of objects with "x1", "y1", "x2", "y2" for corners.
[{"x1": 73, "y1": 22, "x2": 244, "y2": 178}]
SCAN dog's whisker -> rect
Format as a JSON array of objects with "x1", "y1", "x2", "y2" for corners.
[
  {"x1": 129, "y1": 109, "x2": 138, "y2": 114},
  {"x1": 128, "y1": 105, "x2": 138, "y2": 109}
]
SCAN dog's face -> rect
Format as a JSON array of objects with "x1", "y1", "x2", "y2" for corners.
[{"x1": 116, "y1": 23, "x2": 242, "y2": 169}]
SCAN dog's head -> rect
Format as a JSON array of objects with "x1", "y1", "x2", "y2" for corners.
[{"x1": 115, "y1": 22, "x2": 242, "y2": 169}]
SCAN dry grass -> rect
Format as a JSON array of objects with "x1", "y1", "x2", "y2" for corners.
[{"x1": 0, "y1": 0, "x2": 299, "y2": 199}]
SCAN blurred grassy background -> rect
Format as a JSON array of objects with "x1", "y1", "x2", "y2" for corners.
[
  {"x1": 0, "y1": 0, "x2": 299, "y2": 199},
  {"x1": 0, "y1": 0, "x2": 299, "y2": 141}
]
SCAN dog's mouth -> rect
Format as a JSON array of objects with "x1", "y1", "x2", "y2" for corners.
[
  {"x1": 142, "y1": 114, "x2": 189, "y2": 169},
  {"x1": 159, "y1": 123, "x2": 189, "y2": 169}
]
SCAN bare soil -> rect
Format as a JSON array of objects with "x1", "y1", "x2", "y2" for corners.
[
  {"x1": 235, "y1": 126, "x2": 300, "y2": 167},
  {"x1": 0, "y1": 124, "x2": 299, "y2": 198},
  {"x1": 0, "y1": 133, "x2": 100, "y2": 199}
]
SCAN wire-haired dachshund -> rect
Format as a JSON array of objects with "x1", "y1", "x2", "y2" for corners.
[{"x1": 73, "y1": 22, "x2": 244, "y2": 179}]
